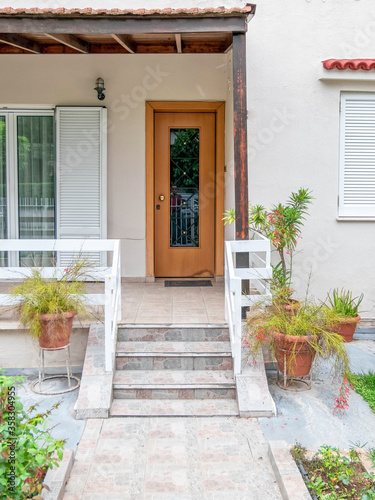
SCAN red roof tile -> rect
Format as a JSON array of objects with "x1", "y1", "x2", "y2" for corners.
[
  {"x1": 0, "y1": 6, "x2": 254, "y2": 17},
  {"x1": 322, "y1": 59, "x2": 375, "y2": 71}
]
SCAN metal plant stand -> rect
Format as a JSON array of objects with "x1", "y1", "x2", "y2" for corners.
[
  {"x1": 276, "y1": 348, "x2": 312, "y2": 391},
  {"x1": 31, "y1": 344, "x2": 80, "y2": 395}
]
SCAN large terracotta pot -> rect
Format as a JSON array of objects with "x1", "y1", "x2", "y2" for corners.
[
  {"x1": 38, "y1": 311, "x2": 77, "y2": 348},
  {"x1": 333, "y1": 315, "x2": 360, "y2": 343},
  {"x1": 274, "y1": 333, "x2": 316, "y2": 377}
]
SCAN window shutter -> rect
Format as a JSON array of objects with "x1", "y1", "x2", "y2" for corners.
[
  {"x1": 339, "y1": 93, "x2": 375, "y2": 217},
  {"x1": 55, "y1": 107, "x2": 107, "y2": 265}
]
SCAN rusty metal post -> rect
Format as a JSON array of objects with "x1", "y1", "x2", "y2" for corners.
[
  {"x1": 233, "y1": 32, "x2": 249, "y2": 241},
  {"x1": 233, "y1": 33, "x2": 249, "y2": 309}
]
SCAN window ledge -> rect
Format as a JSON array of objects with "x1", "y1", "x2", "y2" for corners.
[
  {"x1": 319, "y1": 67, "x2": 375, "y2": 82},
  {"x1": 337, "y1": 217, "x2": 375, "y2": 222}
]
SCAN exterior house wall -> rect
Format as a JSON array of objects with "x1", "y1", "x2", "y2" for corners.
[
  {"x1": 1, "y1": 0, "x2": 375, "y2": 318},
  {"x1": 1, "y1": 54, "x2": 229, "y2": 277},
  {"x1": 246, "y1": 0, "x2": 375, "y2": 318}
]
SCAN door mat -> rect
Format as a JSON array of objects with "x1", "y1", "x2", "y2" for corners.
[{"x1": 164, "y1": 280, "x2": 213, "y2": 287}]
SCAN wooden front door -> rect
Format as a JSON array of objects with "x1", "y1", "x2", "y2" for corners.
[{"x1": 154, "y1": 112, "x2": 216, "y2": 277}]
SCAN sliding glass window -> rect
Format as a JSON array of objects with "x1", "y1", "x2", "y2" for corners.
[
  {"x1": 0, "y1": 116, "x2": 7, "y2": 266},
  {"x1": 0, "y1": 110, "x2": 55, "y2": 266}
]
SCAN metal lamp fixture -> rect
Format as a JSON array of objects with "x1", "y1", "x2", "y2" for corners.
[{"x1": 94, "y1": 77, "x2": 105, "y2": 101}]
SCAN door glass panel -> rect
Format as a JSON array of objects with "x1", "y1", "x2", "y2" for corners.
[
  {"x1": 0, "y1": 117, "x2": 7, "y2": 266},
  {"x1": 17, "y1": 116, "x2": 55, "y2": 266},
  {"x1": 170, "y1": 128, "x2": 199, "y2": 247}
]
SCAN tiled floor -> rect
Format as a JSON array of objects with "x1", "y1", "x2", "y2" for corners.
[
  {"x1": 63, "y1": 417, "x2": 282, "y2": 500},
  {"x1": 0, "y1": 280, "x2": 225, "y2": 325},
  {"x1": 121, "y1": 281, "x2": 225, "y2": 324}
]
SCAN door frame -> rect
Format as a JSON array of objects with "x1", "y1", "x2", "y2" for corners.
[{"x1": 145, "y1": 101, "x2": 225, "y2": 278}]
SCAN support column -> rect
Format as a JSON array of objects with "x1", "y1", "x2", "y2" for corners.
[{"x1": 232, "y1": 32, "x2": 249, "y2": 241}]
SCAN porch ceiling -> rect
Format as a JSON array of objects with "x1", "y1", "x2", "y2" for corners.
[{"x1": 0, "y1": 5, "x2": 255, "y2": 55}]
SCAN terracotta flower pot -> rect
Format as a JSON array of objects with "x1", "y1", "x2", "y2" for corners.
[
  {"x1": 38, "y1": 311, "x2": 77, "y2": 348},
  {"x1": 274, "y1": 333, "x2": 316, "y2": 377},
  {"x1": 332, "y1": 315, "x2": 360, "y2": 343}
]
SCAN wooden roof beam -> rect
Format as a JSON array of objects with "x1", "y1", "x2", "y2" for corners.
[
  {"x1": 111, "y1": 34, "x2": 136, "y2": 53},
  {"x1": 0, "y1": 33, "x2": 40, "y2": 53},
  {"x1": 175, "y1": 34, "x2": 182, "y2": 53},
  {"x1": 0, "y1": 16, "x2": 248, "y2": 35},
  {"x1": 47, "y1": 33, "x2": 89, "y2": 53}
]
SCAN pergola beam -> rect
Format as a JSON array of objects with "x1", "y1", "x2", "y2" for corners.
[
  {"x1": 0, "y1": 16, "x2": 248, "y2": 35},
  {"x1": 47, "y1": 33, "x2": 89, "y2": 53},
  {"x1": 111, "y1": 34, "x2": 136, "y2": 53},
  {"x1": 232, "y1": 33, "x2": 249, "y2": 240},
  {"x1": 175, "y1": 34, "x2": 182, "y2": 53},
  {"x1": 0, "y1": 32, "x2": 40, "y2": 53}
]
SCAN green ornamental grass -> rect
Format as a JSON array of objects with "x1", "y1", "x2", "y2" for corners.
[
  {"x1": 328, "y1": 289, "x2": 364, "y2": 318},
  {"x1": 349, "y1": 372, "x2": 375, "y2": 413}
]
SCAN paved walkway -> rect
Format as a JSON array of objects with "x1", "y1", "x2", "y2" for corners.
[{"x1": 63, "y1": 417, "x2": 282, "y2": 500}]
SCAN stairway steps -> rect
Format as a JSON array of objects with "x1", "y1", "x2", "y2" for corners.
[
  {"x1": 116, "y1": 341, "x2": 232, "y2": 354},
  {"x1": 113, "y1": 369, "x2": 236, "y2": 400},
  {"x1": 110, "y1": 324, "x2": 239, "y2": 416},
  {"x1": 117, "y1": 325, "x2": 230, "y2": 342},
  {"x1": 115, "y1": 341, "x2": 233, "y2": 371},
  {"x1": 110, "y1": 398, "x2": 239, "y2": 417},
  {"x1": 113, "y1": 369, "x2": 235, "y2": 385}
]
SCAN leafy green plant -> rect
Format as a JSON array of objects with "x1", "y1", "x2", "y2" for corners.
[
  {"x1": 349, "y1": 372, "x2": 375, "y2": 413},
  {"x1": 328, "y1": 289, "x2": 364, "y2": 319},
  {"x1": 271, "y1": 262, "x2": 294, "y2": 303},
  {"x1": 223, "y1": 187, "x2": 313, "y2": 284},
  {"x1": 245, "y1": 300, "x2": 350, "y2": 378},
  {"x1": 11, "y1": 258, "x2": 92, "y2": 339},
  {"x1": 0, "y1": 374, "x2": 65, "y2": 500},
  {"x1": 291, "y1": 443, "x2": 375, "y2": 499}
]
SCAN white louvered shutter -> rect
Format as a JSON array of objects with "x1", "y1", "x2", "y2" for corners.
[
  {"x1": 339, "y1": 93, "x2": 375, "y2": 217},
  {"x1": 56, "y1": 107, "x2": 107, "y2": 265}
]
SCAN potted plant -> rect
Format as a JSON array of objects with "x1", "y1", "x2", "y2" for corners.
[
  {"x1": 327, "y1": 288, "x2": 363, "y2": 343},
  {"x1": 245, "y1": 300, "x2": 350, "y2": 379},
  {"x1": 12, "y1": 259, "x2": 90, "y2": 349}
]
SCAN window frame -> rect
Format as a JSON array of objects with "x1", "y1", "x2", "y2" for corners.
[
  {"x1": 0, "y1": 108, "x2": 55, "y2": 265},
  {"x1": 338, "y1": 92, "x2": 375, "y2": 220}
]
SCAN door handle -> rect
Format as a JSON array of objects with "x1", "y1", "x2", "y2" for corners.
[{"x1": 159, "y1": 195, "x2": 165, "y2": 201}]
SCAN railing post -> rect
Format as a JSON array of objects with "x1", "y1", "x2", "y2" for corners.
[
  {"x1": 233, "y1": 277, "x2": 242, "y2": 375},
  {"x1": 104, "y1": 274, "x2": 113, "y2": 372}
]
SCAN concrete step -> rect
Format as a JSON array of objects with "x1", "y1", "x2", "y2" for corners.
[
  {"x1": 113, "y1": 370, "x2": 236, "y2": 400},
  {"x1": 110, "y1": 398, "x2": 239, "y2": 417},
  {"x1": 117, "y1": 324, "x2": 230, "y2": 342},
  {"x1": 115, "y1": 341, "x2": 233, "y2": 371}
]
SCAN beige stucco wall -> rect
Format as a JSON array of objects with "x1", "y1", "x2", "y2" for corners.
[
  {"x1": 1, "y1": 53, "x2": 230, "y2": 277},
  {"x1": 0, "y1": 327, "x2": 88, "y2": 370},
  {"x1": 246, "y1": 0, "x2": 375, "y2": 317}
]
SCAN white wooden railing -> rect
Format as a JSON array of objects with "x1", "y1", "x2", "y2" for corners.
[
  {"x1": 0, "y1": 239, "x2": 122, "y2": 372},
  {"x1": 224, "y1": 232, "x2": 272, "y2": 375}
]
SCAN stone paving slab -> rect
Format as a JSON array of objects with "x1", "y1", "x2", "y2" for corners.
[
  {"x1": 64, "y1": 417, "x2": 283, "y2": 500},
  {"x1": 268, "y1": 441, "x2": 311, "y2": 500},
  {"x1": 113, "y1": 369, "x2": 235, "y2": 385},
  {"x1": 118, "y1": 325, "x2": 230, "y2": 342},
  {"x1": 74, "y1": 324, "x2": 113, "y2": 419},
  {"x1": 110, "y1": 398, "x2": 239, "y2": 417},
  {"x1": 116, "y1": 341, "x2": 232, "y2": 353},
  {"x1": 237, "y1": 352, "x2": 277, "y2": 418}
]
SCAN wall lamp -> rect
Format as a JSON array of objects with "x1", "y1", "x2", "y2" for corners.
[{"x1": 94, "y1": 77, "x2": 106, "y2": 101}]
